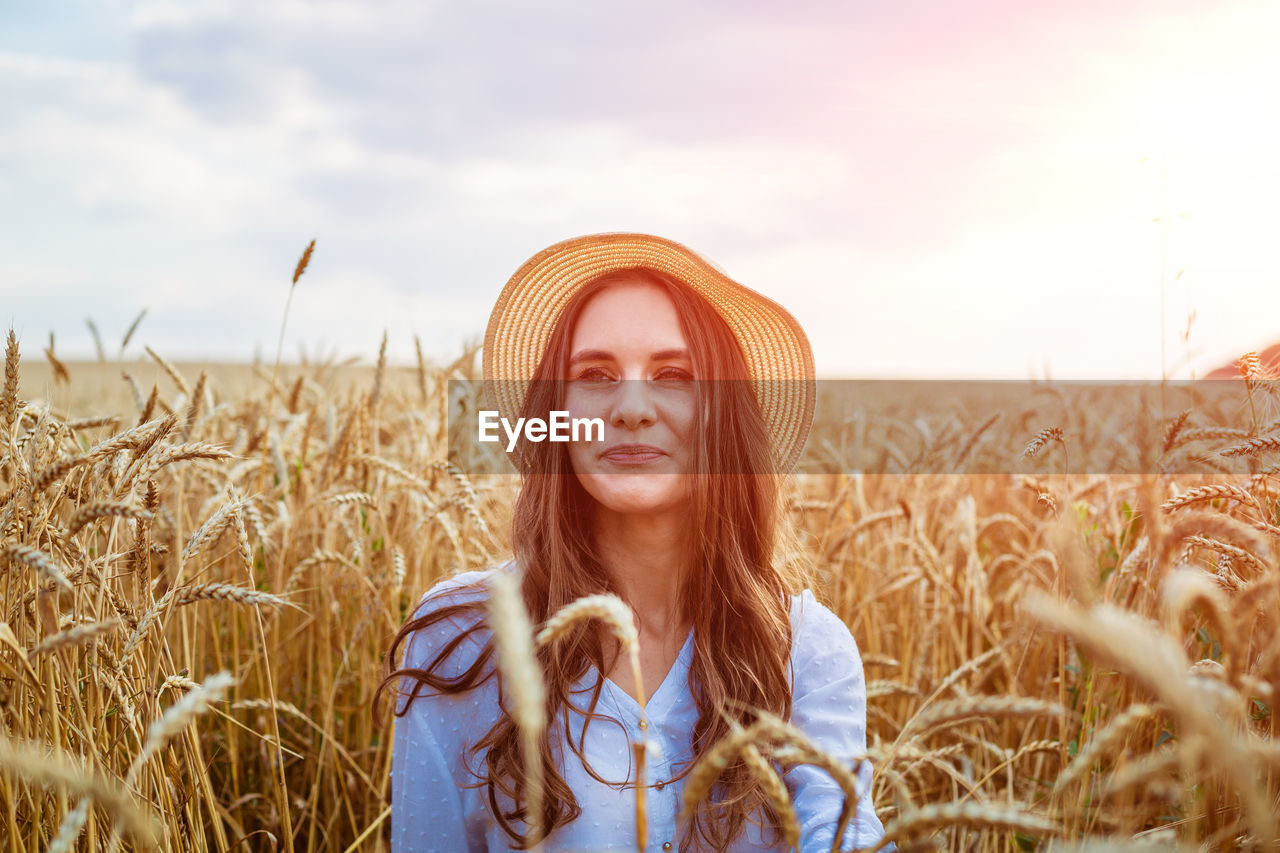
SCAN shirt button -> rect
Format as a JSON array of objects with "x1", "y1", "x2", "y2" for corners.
[
  {"x1": 654, "y1": 780, "x2": 665, "y2": 790},
  {"x1": 662, "y1": 844, "x2": 672, "y2": 851}
]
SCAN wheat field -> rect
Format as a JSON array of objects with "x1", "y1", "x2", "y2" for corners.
[{"x1": 3, "y1": 324, "x2": 1280, "y2": 851}]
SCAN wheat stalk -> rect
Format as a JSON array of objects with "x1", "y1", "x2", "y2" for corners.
[
  {"x1": 144, "y1": 345, "x2": 191, "y2": 398},
  {"x1": 159, "y1": 673, "x2": 199, "y2": 694},
  {"x1": 127, "y1": 671, "x2": 235, "y2": 785},
  {"x1": 66, "y1": 502, "x2": 152, "y2": 537},
  {"x1": 67, "y1": 415, "x2": 120, "y2": 432},
  {"x1": 875, "y1": 801, "x2": 1060, "y2": 850},
  {"x1": 4, "y1": 543, "x2": 73, "y2": 591},
  {"x1": 740, "y1": 743, "x2": 800, "y2": 849},
  {"x1": 1160, "y1": 511, "x2": 1272, "y2": 573},
  {"x1": 1182, "y1": 535, "x2": 1267, "y2": 576},
  {"x1": 414, "y1": 335, "x2": 429, "y2": 402},
  {"x1": 0, "y1": 736, "x2": 160, "y2": 845},
  {"x1": 371, "y1": 330, "x2": 388, "y2": 415},
  {"x1": 279, "y1": 549, "x2": 353, "y2": 601},
  {"x1": 1220, "y1": 436, "x2": 1280, "y2": 457},
  {"x1": 31, "y1": 618, "x2": 121, "y2": 657},
  {"x1": 120, "y1": 583, "x2": 290, "y2": 666},
  {"x1": 769, "y1": 738, "x2": 863, "y2": 851},
  {"x1": 327, "y1": 491, "x2": 378, "y2": 508},
  {"x1": 119, "y1": 308, "x2": 146, "y2": 355},
  {"x1": 1054, "y1": 704, "x2": 1160, "y2": 791},
  {"x1": 954, "y1": 412, "x2": 1001, "y2": 468},
  {"x1": 487, "y1": 570, "x2": 548, "y2": 850},
  {"x1": 233, "y1": 512, "x2": 253, "y2": 571},
  {"x1": 1162, "y1": 409, "x2": 1193, "y2": 453},
  {"x1": 681, "y1": 722, "x2": 763, "y2": 815},
  {"x1": 32, "y1": 453, "x2": 89, "y2": 492},
  {"x1": 904, "y1": 695, "x2": 1069, "y2": 736},
  {"x1": 1023, "y1": 427, "x2": 1064, "y2": 458},
  {"x1": 126, "y1": 412, "x2": 177, "y2": 463},
  {"x1": 1098, "y1": 749, "x2": 1181, "y2": 798},
  {"x1": 48, "y1": 796, "x2": 91, "y2": 853},
  {"x1": 867, "y1": 680, "x2": 919, "y2": 699},
  {"x1": 231, "y1": 697, "x2": 309, "y2": 721},
  {"x1": 1170, "y1": 426, "x2": 1251, "y2": 447},
  {"x1": 128, "y1": 441, "x2": 234, "y2": 488},
  {"x1": 137, "y1": 383, "x2": 159, "y2": 423},
  {"x1": 386, "y1": 545, "x2": 405, "y2": 591},
  {"x1": 183, "y1": 497, "x2": 239, "y2": 560},
  {"x1": 182, "y1": 370, "x2": 208, "y2": 441},
  {"x1": 293, "y1": 239, "x2": 315, "y2": 284},
  {"x1": 1161, "y1": 484, "x2": 1257, "y2": 512},
  {"x1": 683, "y1": 709, "x2": 865, "y2": 852},
  {"x1": 537, "y1": 594, "x2": 644, "y2": 706},
  {"x1": 2, "y1": 329, "x2": 18, "y2": 435},
  {"x1": 536, "y1": 594, "x2": 651, "y2": 848}
]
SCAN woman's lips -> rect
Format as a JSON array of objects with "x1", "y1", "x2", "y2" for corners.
[{"x1": 601, "y1": 444, "x2": 665, "y2": 465}]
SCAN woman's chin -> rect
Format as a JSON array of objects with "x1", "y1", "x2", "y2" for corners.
[{"x1": 578, "y1": 472, "x2": 690, "y2": 517}]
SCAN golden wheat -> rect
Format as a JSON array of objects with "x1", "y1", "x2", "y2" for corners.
[{"x1": 6, "y1": 323, "x2": 1280, "y2": 850}]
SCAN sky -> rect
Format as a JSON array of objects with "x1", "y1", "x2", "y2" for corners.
[{"x1": 2, "y1": 0, "x2": 1278, "y2": 379}]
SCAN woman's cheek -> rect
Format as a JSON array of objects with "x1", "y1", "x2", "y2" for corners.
[{"x1": 568, "y1": 441, "x2": 596, "y2": 481}]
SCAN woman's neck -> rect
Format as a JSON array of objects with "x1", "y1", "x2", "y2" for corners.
[{"x1": 591, "y1": 507, "x2": 689, "y2": 637}]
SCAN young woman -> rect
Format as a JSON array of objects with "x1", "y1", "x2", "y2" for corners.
[{"x1": 379, "y1": 234, "x2": 889, "y2": 851}]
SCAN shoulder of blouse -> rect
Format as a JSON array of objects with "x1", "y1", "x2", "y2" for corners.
[
  {"x1": 787, "y1": 588, "x2": 849, "y2": 642},
  {"x1": 398, "y1": 561, "x2": 517, "y2": 689},
  {"x1": 785, "y1": 588, "x2": 865, "y2": 680},
  {"x1": 408, "y1": 558, "x2": 519, "y2": 621}
]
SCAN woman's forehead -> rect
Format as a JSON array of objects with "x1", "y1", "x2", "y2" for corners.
[{"x1": 570, "y1": 280, "x2": 688, "y2": 353}]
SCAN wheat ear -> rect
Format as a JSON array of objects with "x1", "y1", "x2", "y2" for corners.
[
  {"x1": 1161, "y1": 484, "x2": 1257, "y2": 512},
  {"x1": 741, "y1": 743, "x2": 800, "y2": 849},
  {"x1": 48, "y1": 796, "x2": 91, "y2": 853},
  {"x1": 536, "y1": 592, "x2": 649, "y2": 849},
  {"x1": 31, "y1": 618, "x2": 121, "y2": 657},
  {"x1": 120, "y1": 583, "x2": 290, "y2": 666},
  {"x1": 0, "y1": 735, "x2": 160, "y2": 845},
  {"x1": 126, "y1": 671, "x2": 235, "y2": 786},
  {"x1": 1220, "y1": 435, "x2": 1280, "y2": 457},
  {"x1": 4, "y1": 543, "x2": 73, "y2": 591},
  {"x1": 875, "y1": 801, "x2": 1059, "y2": 851},
  {"x1": 537, "y1": 595, "x2": 644, "y2": 705},
  {"x1": 66, "y1": 503, "x2": 152, "y2": 537},
  {"x1": 1054, "y1": 704, "x2": 1160, "y2": 791}
]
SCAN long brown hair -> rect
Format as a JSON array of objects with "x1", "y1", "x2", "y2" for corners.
[{"x1": 376, "y1": 267, "x2": 804, "y2": 850}]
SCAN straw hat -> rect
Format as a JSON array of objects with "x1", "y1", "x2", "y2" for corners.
[{"x1": 482, "y1": 233, "x2": 816, "y2": 472}]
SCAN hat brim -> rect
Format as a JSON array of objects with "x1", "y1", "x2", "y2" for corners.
[{"x1": 482, "y1": 233, "x2": 815, "y2": 473}]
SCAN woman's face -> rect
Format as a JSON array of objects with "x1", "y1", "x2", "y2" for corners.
[{"x1": 564, "y1": 277, "x2": 696, "y2": 518}]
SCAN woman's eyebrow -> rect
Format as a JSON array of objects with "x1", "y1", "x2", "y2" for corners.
[
  {"x1": 568, "y1": 349, "x2": 613, "y2": 366},
  {"x1": 568, "y1": 348, "x2": 690, "y2": 365}
]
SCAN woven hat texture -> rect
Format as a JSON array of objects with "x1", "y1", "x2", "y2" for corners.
[{"x1": 483, "y1": 233, "x2": 815, "y2": 472}]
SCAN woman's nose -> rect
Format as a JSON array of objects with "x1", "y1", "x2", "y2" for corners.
[{"x1": 610, "y1": 379, "x2": 657, "y2": 430}]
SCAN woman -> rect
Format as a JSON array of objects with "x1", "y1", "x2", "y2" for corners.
[{"x1": 379, "y1": 234, "x2": 889, "y2": 851}]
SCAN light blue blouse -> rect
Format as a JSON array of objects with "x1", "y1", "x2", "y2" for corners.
[{"x1": 391, "y1": 567, "x2": 891, "y2": 852}]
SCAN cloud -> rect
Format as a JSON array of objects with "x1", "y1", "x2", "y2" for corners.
[{"x1": 2, "y1": 0, "x2": 1279, "y2": 378}]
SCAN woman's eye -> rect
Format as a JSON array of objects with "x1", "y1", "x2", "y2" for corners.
[
  {"x1": 574, "y1": 367, "x2": 615, "y2": 382},
  {"x1": 654, "y1": 367, "x2": 693, "y2": 382}
]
